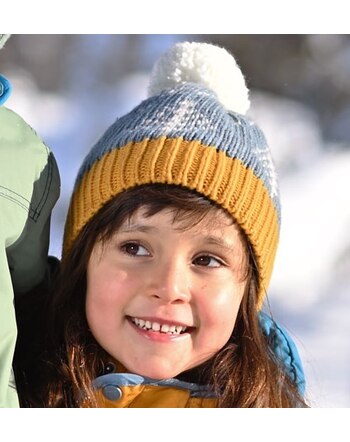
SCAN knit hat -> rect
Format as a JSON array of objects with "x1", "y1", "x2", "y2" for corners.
[{"x1": 63, "y1": 41, "x2": 280, "y2": 309}]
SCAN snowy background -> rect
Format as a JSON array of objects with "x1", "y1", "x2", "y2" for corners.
[{"x1": 1, "y1": 34, "x2": 350, "y2": 407}]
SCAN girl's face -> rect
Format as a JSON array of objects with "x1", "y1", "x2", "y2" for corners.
[{"x1": 86, "y1": 207, "x2": 247, "y2": 380}]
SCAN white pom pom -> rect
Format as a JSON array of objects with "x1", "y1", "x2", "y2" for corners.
[
  {"x1": 0, "y1": 34, "x2": 11, "y2": 50},
  {"x1": 148, "y1": 41, "x2": 250, "y2": 115}
]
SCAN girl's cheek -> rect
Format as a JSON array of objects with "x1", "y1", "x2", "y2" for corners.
[{"x1": 197, "y1": 280, "x2": 244, "y2": 318}]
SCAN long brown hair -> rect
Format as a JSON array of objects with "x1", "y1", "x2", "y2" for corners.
[{"x1": 14, "y1": 184, "x2": 307, "y2": 407}]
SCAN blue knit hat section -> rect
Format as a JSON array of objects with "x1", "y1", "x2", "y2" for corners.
[{"x1": 77, "y1": 83, "x2": 280, "y2": 222}]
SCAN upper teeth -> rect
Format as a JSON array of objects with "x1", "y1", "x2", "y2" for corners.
[{"x1": 131, "y1": 317, "x2": 187, "y2": 334}]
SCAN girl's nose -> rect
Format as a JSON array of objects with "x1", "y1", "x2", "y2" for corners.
[{"x1": 146, "y1": 259, "x2": 191, "y2": 304}]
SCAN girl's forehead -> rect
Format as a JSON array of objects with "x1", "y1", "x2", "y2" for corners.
[
  {"x1": 121, "y1": 205, "x2": 239, "y2": 238},
  {"x1": 130, "y1": 204, "x2": 231, "y2": 223}
]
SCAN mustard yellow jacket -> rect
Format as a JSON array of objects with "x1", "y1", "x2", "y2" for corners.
[{"x1": 92, "y1": 373, "x2": 217, "y2": 408}]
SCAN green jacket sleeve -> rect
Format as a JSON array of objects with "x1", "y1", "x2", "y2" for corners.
[{"x1": 0, "y1": 106, "x2": 60, "y2": 407}]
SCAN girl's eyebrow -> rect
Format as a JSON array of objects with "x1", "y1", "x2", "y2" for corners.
[
  {"x1": 202, "y1": 235, "x2": 236, "y2": 252},
  {"x1": 118, "y1": 224, "x2": 158, "y2": 233}
]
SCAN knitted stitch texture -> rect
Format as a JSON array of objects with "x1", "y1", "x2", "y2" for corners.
[{"x1": 63, "y1": 44, "x2": 280, "y2": 309}]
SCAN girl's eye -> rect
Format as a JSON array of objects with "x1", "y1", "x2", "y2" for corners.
[
  {"x1": 193, "y1": 255, "x2": 223, "y2": 268},
  {"x1": 121, "y1": 242, "x2": 150, "y2": 256}
]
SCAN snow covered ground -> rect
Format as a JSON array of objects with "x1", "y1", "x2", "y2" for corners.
[{"x1": 4, "y1": 45, "x2": 350, "y2": 408}]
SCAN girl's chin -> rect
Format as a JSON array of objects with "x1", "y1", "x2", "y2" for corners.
[
  {"x1": 105, "y1": 353, "x2": 189, "y2": 379},
  {"x1": 129, "y1": 366, "x2": 182, "y2": 380}
]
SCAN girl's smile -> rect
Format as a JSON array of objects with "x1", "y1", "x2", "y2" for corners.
[
  {"x1": 129, "y1": 315, "x2": 192, "y2": 334},
  {"x1": 85, "y1": 206, "x2": 247, "y2": 380},
  {"x1": 127, "y1": 315, "x2": 193, "y2": 343}
]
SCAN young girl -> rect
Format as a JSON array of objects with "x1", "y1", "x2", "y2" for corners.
[{"x1": 14, "y1": 41, "x2": 307, "y2": 407}]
